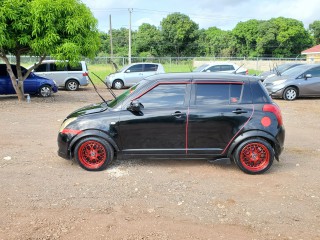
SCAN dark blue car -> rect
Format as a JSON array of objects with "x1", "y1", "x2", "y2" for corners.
[{"x1": 0, "y1": 64, "x2": 58, "y2": 97}]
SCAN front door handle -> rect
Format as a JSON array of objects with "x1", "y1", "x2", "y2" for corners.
[
  {"x1": 232, "y1": 109, "x2": 248, "y2": 114},
  {"x1": 171, "y1": 111, "x2": 184, "y2": 118}
]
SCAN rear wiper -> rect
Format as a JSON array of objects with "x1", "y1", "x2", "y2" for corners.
[
  {"x1": 87, "y1": 74, "x2": 108, "y2": 104},
  {"x1": 91, "y1": 72, "x2": 117, "y2": 100}
]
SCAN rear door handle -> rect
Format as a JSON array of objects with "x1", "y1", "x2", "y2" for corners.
[{"x1": 232, "y1": 109, "x2": 248, "y2": 114}]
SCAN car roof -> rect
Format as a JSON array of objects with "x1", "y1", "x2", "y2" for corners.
[{"x1": 146, "y1": 72, "x2": 256, "y2": 82}]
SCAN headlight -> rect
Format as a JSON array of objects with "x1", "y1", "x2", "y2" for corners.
[
  {"x1": 53, "y1": 80, "x2": 57, "y2": 85},
  {"x1": 273, "y1": 79, "x2": 287, "y2": 85},
  {"x1": 59, "y1": 117, "x2": 77, "y2": 132}
]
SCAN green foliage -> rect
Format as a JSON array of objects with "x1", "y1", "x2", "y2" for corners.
[
  {"x1": 0, "y1": 0, "x2": 100, "y2": 62},
  {"x1": 309, "y1": 20, "x2": 320, "y2": 44},
  {"x1": 135, "y1": 23, "x2": 161, "y2": 57},
  {"x1": 160, "y1": 13, "x2": 199, "y2": 57}
]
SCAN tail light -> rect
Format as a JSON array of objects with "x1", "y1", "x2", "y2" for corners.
[
  {"x1": 263, "y1": 104, "x2": 283, "y2": 126},
  {"x1": 83, "y1": 72, "x2": 88, "y2": 76},
  {"x1": 246, "y1": 69, "x2": 248, "y2": 75}
]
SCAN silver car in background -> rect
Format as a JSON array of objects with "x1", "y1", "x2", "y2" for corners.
[
  {"x1": 32, "y1": 60, "x2": 89, "y2": 91},
  {"x1": 105, "y1": 63, "x2": 165, "y2": 89},
  {"x1": 263, "y1": 64, "x2": 320, "y2": 100}
]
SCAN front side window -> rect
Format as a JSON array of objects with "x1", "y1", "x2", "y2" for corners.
[
  {"x1": 126, "y1": 64, "x2": 143, "y2": 73},
  {"x1": 305, "y1": 67, "x2": 320, "y2": 78},
  {"x1": 195, "y1": 83, "x2": 242, "y2": 105},
  {"x1": 220, "y1": 65, "x2": 235, "y2": 71},
  {"x1": 206, "y1": 65, "x2": 221, "y2": 72},
  {"x1": 137, "y1": 84, "x2": 186, "y2": 108}
]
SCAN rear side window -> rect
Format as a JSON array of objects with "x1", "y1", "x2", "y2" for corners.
[
  {"x1": 194, "y1": 83, "x2": 246, "y2": 105},
  {"x1": 68, "y1": 63, "x2": 82, "y2": 71},
  {"x1": 144, "y1": 64, "x2": 158, "y2": 72},
  {"x1": 34, "y1": 63, "x2": 47, "y2": 72}
]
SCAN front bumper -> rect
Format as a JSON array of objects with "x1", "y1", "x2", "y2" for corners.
[
  {"x1": 57, "y1": 132, "x2": 73, "y2": 160},
  {"x1": 264, "y1": 84, "x2": 285, "y2": 98}
]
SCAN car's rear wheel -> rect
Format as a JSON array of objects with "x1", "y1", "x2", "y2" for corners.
[
  {"x1": 283, "y1": 87, "x2": 298, "y2": 100},
  {"x1": 112, "y1": 80, "x2": 124, "y2": 89},
  {"x1": 39, "y1": 85, "x2": 52, "y2": 97},
  {"x1": 66, "y1": 80, "x2": 79, "y2": 91},
  {"x1": 74, "y1": 137, "x2": 114, "y2": 171},
  {"x1": 233, "y1": 139, "x2": 274, "y2": 174}
]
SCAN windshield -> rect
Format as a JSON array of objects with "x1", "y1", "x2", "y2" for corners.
[
  {"x1": 193, "y1": 64, "x2": 209, "y2": 72},
  {"x1": 107, "y1": 81, "x2": 146, "y2": 108},
  {"x1": 281, "y1": 65, "x2": 309, "y2": 76}
]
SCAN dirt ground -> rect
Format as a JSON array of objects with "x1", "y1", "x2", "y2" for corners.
[{"x1": 0, "y1": 87, "x2": 319, "y2": 240}]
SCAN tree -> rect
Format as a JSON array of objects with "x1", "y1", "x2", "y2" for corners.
[
  {"x1": 134, "y1": 23, "x2": 161, "y2": 57},
  {"x1": 232, "y1": 19, "x2": 262, "y2": 57},
  {"x1": 160, "y1": 13, "x2": 199, "y2": 57},
  {"x1": 0, "y1": 0, "x2": 100, "y2": 101},
  {"x1": 309, "y1": 20, "x2": 320, "y2": 45}
]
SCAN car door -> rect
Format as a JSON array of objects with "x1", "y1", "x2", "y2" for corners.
[
  {"x1": 123, "y1": 64, "x2": 144, "y2": 86},
  {"x1": 187, "y1": 82, "x2": 253, "y2": 156},
  {"x1": 118, "y1": 82, "x2": 190, "y2": 156},
  {"x1": 298, "y1": 66, "x2": 320, "y2": 96}
]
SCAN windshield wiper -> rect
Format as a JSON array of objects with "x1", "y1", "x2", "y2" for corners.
[
  {"x1": 91, "y1": 72, "x2": 117, "y2": 100},
  {"x1": 87, "y1": 73, "x2": 108, "y2": 104}
]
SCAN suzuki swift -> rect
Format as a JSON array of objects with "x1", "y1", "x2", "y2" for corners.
[{"x1": 58, "y1": 73, "x2": 285, "y2": 174}]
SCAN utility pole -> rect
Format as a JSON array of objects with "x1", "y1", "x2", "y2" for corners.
[
  {"x1": 109, "y1": 15, "x2": 113, "y2": 59},
  {"x1": 128, "y1": 8, "x2": 133, "y2": 64}
]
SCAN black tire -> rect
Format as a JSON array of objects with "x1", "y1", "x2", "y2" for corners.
[
  {"x1": 112, "y1": 79, "x2": 124, "y2": 90},
  {"x1": 39, "y1": 85, "x2": 52, "y2": 97},
  {"x1": 233, "y1": 138, "x2": 274, "y2": 174},
  {"x1": 283, "y1": 87, "x2": 298, "y2": 101},
  {"x1": 74, "y1": 137, "x2": 114, "y2": 171},
  {"x1": 65, "y1": 79, "x2": 79, "y2": 91}
]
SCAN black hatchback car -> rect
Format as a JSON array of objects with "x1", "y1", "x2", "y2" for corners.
[{"x1": 58, "y1": 73, "x2": 285, "y2": 174}]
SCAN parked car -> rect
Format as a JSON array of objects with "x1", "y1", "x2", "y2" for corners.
[
  {"x1": 58, "y1": 72, "x2": 285, "y2": 174},
  {"x1": 263, "y1": 64, "x2": 320, "y2": 100},
  {"x1": 105, "y1": 62, "x2": 165, "y2": 89},
  {"x1": 193, "y1": 62, "x2": 248, "y2": 75},
  {"x1": 259, "y1": 63, "x2": 304, "y2": 81},
  {"x1": 31, "y1": 60, "x2": 89, "y2": 91},
  {"x1": 0, "y1": 64, "x2": 58, "y2": 97}
]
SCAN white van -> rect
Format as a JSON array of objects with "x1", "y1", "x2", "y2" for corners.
[{"x1": 32, "y1": 60, "x2": 89, "y2": 91}]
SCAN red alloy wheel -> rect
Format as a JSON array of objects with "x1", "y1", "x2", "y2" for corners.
[
  {"x1": 77, "y1": 140, "x2": 107, "y2": 169},
  {"x1": 239, "y1": 142, "x2": 270, "y2": 172}
]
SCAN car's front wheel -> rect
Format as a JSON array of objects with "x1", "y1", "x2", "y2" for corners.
[
  {"x1": 66, "y1": 80, "x2": 79, "y2": 91},
  {"x1": 112, "y1": 79, "x2": 124, "y2": 89},
  {"x1": 233, "y1": 138, "x2": 274, "y2": 174},
  {"x1": 283, "y1": 87, "x2": 298, "y2": 100},
  {"x1": 74, "y1": 137, "x2": 114, "y2": 171},
  {"x1": 39, "y1": 85, "x2": 52, "y2": 97}
]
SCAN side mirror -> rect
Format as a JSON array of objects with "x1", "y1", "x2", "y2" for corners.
[
  {"x1": 305, "y1": 74, "x2": 312, "y2": 79},
  {"x1": 206, "y1": 70, "x2": 211, "y2": 72},
  {"x1": 125, "y1": 69, "x2": 131, "y2": 73},
  {"x1": 127, "y1": 100, "x2": 144, "y2": 112}
]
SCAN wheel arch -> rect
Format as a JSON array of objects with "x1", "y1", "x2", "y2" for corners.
[
  {"x1": 65, "y1": 78, "x2": 80, "y2": 85},
  {"x1": 284, "y1": 85, "x2": 299, "y2": 95},
  {"x1": 227, "y1": 130, "x2": 280, "y2": 161},
  {"x1": 69, "y1": 129, "x2": 120, "y2": 158}
]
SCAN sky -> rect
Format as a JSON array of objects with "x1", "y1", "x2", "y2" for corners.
[{"x1": 81, "y1": 0, "x2": 320, "y2": 32}]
